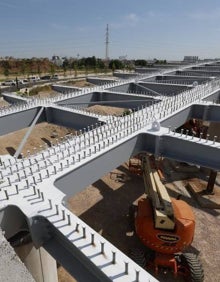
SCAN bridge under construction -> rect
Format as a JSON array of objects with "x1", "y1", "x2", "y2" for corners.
[{"x1": 0, "y1": 61, "x2": 220, "y2": 282}]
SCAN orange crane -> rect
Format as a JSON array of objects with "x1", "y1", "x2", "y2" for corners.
[{"x1": 129, "y1": 155, "x2": 204, "y2": 281}]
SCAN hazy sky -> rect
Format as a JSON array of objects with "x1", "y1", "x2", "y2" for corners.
[{"x1": 0, "y1": 0, "x2": 220, "y2": 60}]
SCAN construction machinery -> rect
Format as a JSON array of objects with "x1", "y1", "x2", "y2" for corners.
[{"x1": 129, "y1": 155, "x2": 204, "y2": 281}]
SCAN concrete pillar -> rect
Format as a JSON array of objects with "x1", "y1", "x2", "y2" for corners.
[
  {"x1": 15, "y1": 242, "x2": 58, "y2": 282},
  {"x1": 206, "y1": 170, "x2": 217, "y2": 194}
]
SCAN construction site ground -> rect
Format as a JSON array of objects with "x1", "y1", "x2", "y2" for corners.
[
  {"x1": 62, "y1": 160, "x2": 220, "y2": 282},
  {"x1": 0, "y1": 100, "x2": 219, "y2": 282}
]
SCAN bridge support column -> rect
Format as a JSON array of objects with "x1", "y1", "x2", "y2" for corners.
[
  {"x1": 206, "y1": 169, "x2": 217, "y2": 194},
  {"x1": 15, "y1": 242, "x2": 58, "y2": 282}
]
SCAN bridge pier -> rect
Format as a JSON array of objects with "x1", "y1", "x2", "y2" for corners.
[
  {"x1": 15, "y1": 242, "x2": 58, "y2": 282},
  {"x1": 206, "y1": 170, "x2": 218, "y2": 194}
]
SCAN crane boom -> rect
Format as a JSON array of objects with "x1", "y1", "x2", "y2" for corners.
[{"x1": 142, "y1": 155, "x2": 175, "y2": 230}]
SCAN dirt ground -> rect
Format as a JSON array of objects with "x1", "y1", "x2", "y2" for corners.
[
  {"x1": 61, "y1": 79, "x2": 94, "y2": 88},
  {"x1": 0, "y1": 122, "x2": 76, "y2": 157},
  {"x1": 0, "y1": 98, "x2": 10, "y2": 107},
  {"x1": 33, "y1": 89, "x2": 59, "y2": 99},
  {"x1": 86, "y1": 105, "x2": 126, "y2": 116}
]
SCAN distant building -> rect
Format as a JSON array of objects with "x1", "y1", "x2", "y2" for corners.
[
  {"x1": 51, "y1": 55, "x2": 64, "y2": 67},
  {"x1": 183, "y1": 56, "x2": 199, "y2": 63}
]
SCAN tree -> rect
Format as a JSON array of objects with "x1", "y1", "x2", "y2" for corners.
[
  {"x1": 85, "y1": 65, "x2": 88, "y2": 76},
  {"x1": 74, "y1": 63, "x2": 78, "y2": 78},
  {"x1": 50, "y1": 64, "x2": 55, "y2": 76},
  {"x1": 62, "y1": 59, "x2": 69, "y2": 76},
  {"x1": 109, "y1": 59, "x2": 124, "y2": 70},
  {"x1": 2, "y1": 60, "x2": 10, "y2": 78},
  {"x1": 97, "y1": 58, "x2": 105, "y2": 70},
  {"x1": 20, "y1": 60, "x2": 27, "y2": 77},
  {"x1": 25, "y1": 59, "x2": 33, "y2": 77},
  {"x1": 3, "y1": 68, "x2": 9, "y2": 78},
  {"x1": 37, "y1": 60, "x2": 42, "y2": 77},
  {"x1": 134, "y1": 59, "x2": 147, "y2": 67},
  {"x1": 111, "y1": 62, "x2": 116, "y2": 74},
  {"x1": 85, "y1": 56, "x2": 96, "y2": 68}
]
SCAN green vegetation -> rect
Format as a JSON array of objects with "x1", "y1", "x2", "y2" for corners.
[
  {"x1": 134, "y1": 59, "x2": 148, "y2": 67},
  {"x1": 109, "y1": 59, "x2": 124, "y2": 70},
  {"x1": 122, "y1": 109, "x2": 132, "y2": 116},
  {"x1": 0, "y1": 56, "x2": 168, "y2": 80},
  {"x1": 154, "y1": 59, "x2": 167, "y2": 64},
  {"x1": 2, "y1": 60, "x2": 10, "y2": 77}
]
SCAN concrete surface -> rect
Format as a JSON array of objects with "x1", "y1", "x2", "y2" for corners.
[
  {"x1": 15, "y1": 243, "x2": 58, "y2": 282},
  {"x1": 0, "y1": 228, "x2": 35, "y2": 282}
]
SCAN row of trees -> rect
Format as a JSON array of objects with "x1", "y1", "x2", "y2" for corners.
[
  {"x1": 134, "y1": 59, "x2": 167, "y2": 67},
  {"x1": 62, "y1": 56, "x2": 134, "y2": 75},
  {"x1": 0, "y1": 56, "x2": 168, "y2": 78},
  {"x1": 0, "y1": 58, "x2": 57, "y2": 78}
]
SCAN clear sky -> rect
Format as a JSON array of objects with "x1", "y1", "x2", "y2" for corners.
[{"x1": 0, "y1": 0, "x2": 220, "y2": 60}]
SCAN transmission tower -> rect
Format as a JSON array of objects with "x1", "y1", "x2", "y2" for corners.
[{"x1": 105, "y1": 24, "x2": 109, "y2": 61}]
